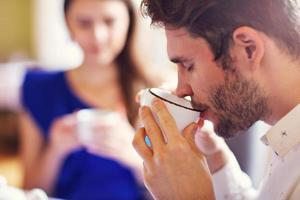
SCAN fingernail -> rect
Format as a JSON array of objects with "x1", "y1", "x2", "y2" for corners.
[
  {"x1": 136, "y1": 121, "x2": 144, "y2": 129},
  {"x1": 139, "y1": 106, "x2": 147, "y2": 119},
  {"x1": 151, "y1": 97, "x2": 160, "y2": 107}
]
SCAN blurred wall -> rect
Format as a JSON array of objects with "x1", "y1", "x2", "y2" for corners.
[
  {"x1": 33, "y1": 0, "x2": 83, "y2": 68},
  {"x1": 32, "y1": 0, "x2": 174, "y2": 72},
  {"x1": 0, "y1": 0, "x2": 33, "y2": 62}
]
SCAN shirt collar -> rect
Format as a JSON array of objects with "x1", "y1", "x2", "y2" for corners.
[{"x1": 261, "y1": 104, "x2": 300, "y2": 157}]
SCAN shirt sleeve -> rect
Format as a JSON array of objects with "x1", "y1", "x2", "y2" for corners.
[
  {"x1": 212, "y1": 150, "x2": 258, "y2": 200},
  {"x1": 20, "y1": 70, "x2": 56, "y2": 136}
]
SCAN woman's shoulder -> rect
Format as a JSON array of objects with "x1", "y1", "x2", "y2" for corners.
[
  {"x1": 21, "y1": 69, "x2": 67, "y2": 108},
  {"x1": 22, "y1": 69, "x2": 68, "y2": 95},
  {"x1": 24, "y1": 70, "x2": 65, "y2": 86}
]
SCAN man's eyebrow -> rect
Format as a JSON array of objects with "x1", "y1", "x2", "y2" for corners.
[{"x1": 170, "y1": 57, "x2": 188, "y2": 64}]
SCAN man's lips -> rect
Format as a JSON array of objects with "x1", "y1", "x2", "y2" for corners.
[{"x1": 191, "y1": 101, "x2": 208, "y2": 113}]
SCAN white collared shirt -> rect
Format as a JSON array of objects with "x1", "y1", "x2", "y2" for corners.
[{"x1": 212, "y1": 104, "x2": 300, "y2": 200}]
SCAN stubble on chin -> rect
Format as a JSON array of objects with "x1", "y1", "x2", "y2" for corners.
[{"x1": 209, "y1": 72, "x2": 269, "y2": 139}]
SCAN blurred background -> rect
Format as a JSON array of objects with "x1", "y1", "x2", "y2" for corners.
[
  {"x1": 0, "y1": 0, "x2": 270, "y2": 193},
  {"x1": 0, "y1": 0, "x2": 173, "y2": 189}
]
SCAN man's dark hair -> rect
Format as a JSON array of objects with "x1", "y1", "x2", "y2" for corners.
[{"x1": 141, "y1": 0, "x2": 300, "y2": 64}]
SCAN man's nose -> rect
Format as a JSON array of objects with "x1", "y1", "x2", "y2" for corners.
[{"x1": 175, "y1": 75, "x2": 193, "y2": 98}]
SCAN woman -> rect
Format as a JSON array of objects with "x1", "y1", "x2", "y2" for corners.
[{"x1": 20, "y1": 0, "x2": 156, "y2": 199}]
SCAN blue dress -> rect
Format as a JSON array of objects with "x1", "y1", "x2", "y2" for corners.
[{"x1": 21, "y1": 70, "x2": 142, "y2": 200}]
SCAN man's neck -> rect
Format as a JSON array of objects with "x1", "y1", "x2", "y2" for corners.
[{"x1": 263, "y1": 54, "x2": 300, "y2": 125}]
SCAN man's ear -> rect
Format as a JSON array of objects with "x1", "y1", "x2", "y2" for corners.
[{"x1": 232, "y1": 26, "x2": 264, "y2": 70}]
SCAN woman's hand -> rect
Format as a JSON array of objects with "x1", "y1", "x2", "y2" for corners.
[
  {"x1": 83, "y1": 113, "x2": 141, "y2": 167},
  {"x1": 48, "y1": 114, "x2": 81, "y2": 157}
]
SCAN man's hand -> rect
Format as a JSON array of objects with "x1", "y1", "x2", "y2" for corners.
[
  {"x1": 195, "y1": 122, "x2": 230, "y2": 174},
  {"x1": 133, "y1": 98, "x2": 215, "y2": 200}
]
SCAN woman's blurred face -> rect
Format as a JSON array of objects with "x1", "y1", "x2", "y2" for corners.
[{"x1": 66, "y1": 0, "x2": 130, "y2": 65}]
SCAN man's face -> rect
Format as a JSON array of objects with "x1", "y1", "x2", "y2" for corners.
[{"x1": 166, "y1": 28, "x2": 268, "y2": 138}]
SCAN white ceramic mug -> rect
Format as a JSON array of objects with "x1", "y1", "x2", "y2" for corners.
[
  {"x1": 76, "y1": 109, "x2": 119, "y2": 144},
  {"x1": 140, "y1": 88, "x2": 201, "y2": 133}
]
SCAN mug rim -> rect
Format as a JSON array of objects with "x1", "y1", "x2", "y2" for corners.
[{"x1": 149, "y1": 88, "x2": 202, "y2": 112}]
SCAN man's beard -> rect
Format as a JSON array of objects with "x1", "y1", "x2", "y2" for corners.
[{"x1": 208, "y1": 70, "x2": 270, "y2": 138}]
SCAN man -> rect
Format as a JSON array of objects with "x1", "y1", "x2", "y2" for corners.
[{"x1": 132, "y1": 0, "x2": 300, "y2": 199}]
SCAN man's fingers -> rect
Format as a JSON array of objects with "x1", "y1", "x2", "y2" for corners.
[
  {"x1": 182, "y1": 123, "x2": 205, "y2": 158},
  {"x1": 195, "y1": 121, "x2": 227, "y2": 155},
  {"x1": 182, "y1": 123, "x2": 198, "y2": 149},
  {"x1": 139, "y1": 106, "x2": 165, "y2": 149},
  {"x1": 182, "y1": 123, "x2": 197, "y2": 144},
  {"x1": 151, "y1": 98, "x2": 180, "y2": 143},
  {"x1": 132, "y1": 128, "x2": 153, "y2": 162}
]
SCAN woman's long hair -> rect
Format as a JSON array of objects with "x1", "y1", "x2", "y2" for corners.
[{"x1": 64, "y1": 0, "x2": 155, "y2": 125}]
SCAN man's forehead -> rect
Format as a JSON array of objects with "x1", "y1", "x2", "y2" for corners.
[
  {"x1": 165, "y1": 27, "x2": 213, "y2": 62},
  {"x1": 165, "y1": 26, "x2": 190, "y2": 38},
  {"x1": 165, "y1": 28, "x2": 195, "y2": 62}
]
